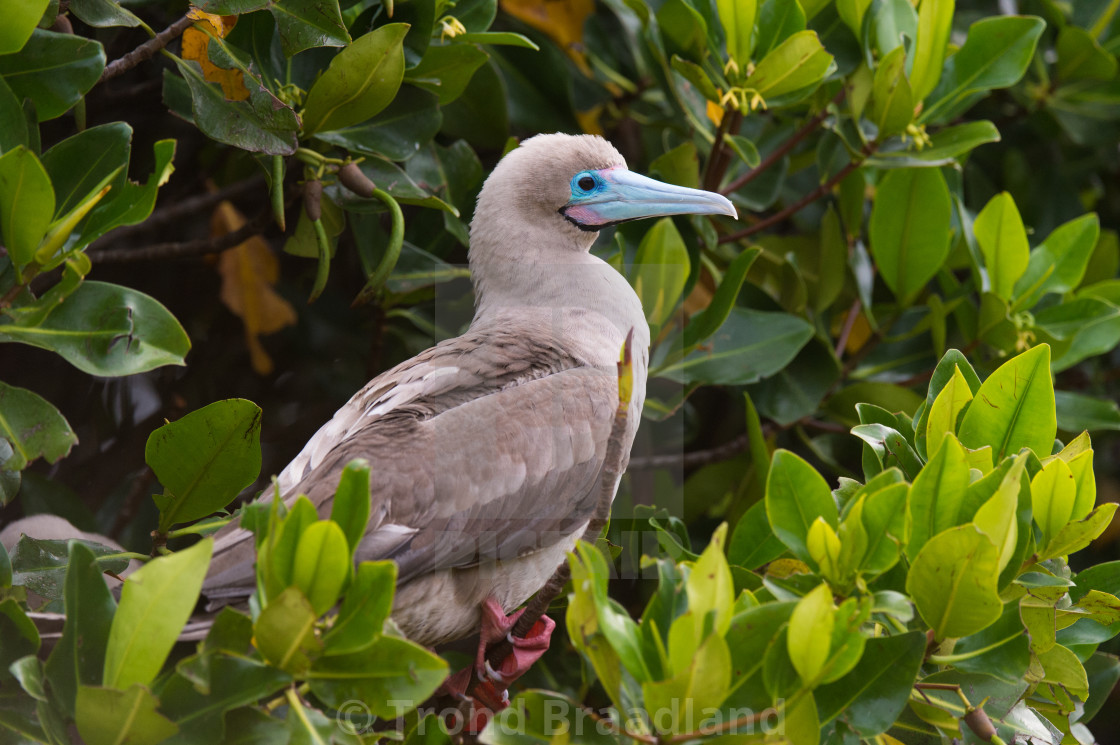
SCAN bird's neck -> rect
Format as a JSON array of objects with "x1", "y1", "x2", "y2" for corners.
[{"x1": 467, "y1": 222, "x2": 649, "y2": 351}]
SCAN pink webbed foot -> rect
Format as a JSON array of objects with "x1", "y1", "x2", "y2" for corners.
[{"x1": 442, "y1": 597, "x2": 556, "y2": 733}]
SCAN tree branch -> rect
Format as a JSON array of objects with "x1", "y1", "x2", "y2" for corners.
[
  {"x1": 99, "y1": 14, "x2": 195, "y2": 84},
  {"x1": 720, "y1": 87, "x2": 846, "y2": 196},
  {"x1": 718, "y1": 142, "x2": 877, "y2": 245},
  {"x1": 88, "y1": 210, "x2": 272, "y2": 263}
]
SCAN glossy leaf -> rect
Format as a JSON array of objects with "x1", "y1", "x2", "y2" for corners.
[
  {"x1": 270, "y1": 0, "x2": 349, "y2": 56},
  {"x1": 815, "y1": 631, "x2": 925, "y2": 734},
  {"x1": 1056, "y1": 26, "x2": 1117, "y2": 83},
  {"x1": 658, "y1": 308, "x2": 813, "y2": 385},
  {"x1": 868, "y1": 46, "x2": 912, "y2": 139},
  {"x1": 77, "y1": 139, "x2": 177, "y2": 250},
  {"x1": 729, "y1": 499, "x2": 786, "y2": 570},
  {"x1": 1013, "y1": 214, "x2": 1100, "y2": 310},
  {"x1": 717, "y1": 0, "x2": 757, "y2": 65},
  {"x1": 0, "y1": 381, "x2": 77, "y2": 472},
  {"x1": 308, "y1": 635, "x2": 448, "y2": 716},
  {"x1": 787, "y1": 583, "x2": 833, "y2": 683},
  {"x1": 920, "y1": 15, "x2": 1045, "y2": 124},
  {"x1": 1039, "y1": 502, "x2": 1118, "y2": 561},
  {"x1": 69, "y1": 0, "x2": 143, "y2": 28},
  {"x1": 0, "y1": 0, "x2": 49, "y2": 54},
  {"x1": 407, "y1": 43, "x2": 489, "y2": 105},
  {"x1": 974, "y1": 192, "x2": 1029, "y2": 301},
  {"x1": 314, "y1": 86, "x2": 441, "y2": 161},
  {"x1": 11, "y1": 536, "x2": 127, "y2": 601},
  {"x1": 75, "y1": 684, "x2": 178, "y2": 745},
  {"x1": 925, "y1": 367, "x2": 973, "y2": 459},
  {"x1": 40, "y1": 122, "x2": 131, "y2": 219},
  {"x1": 301, "y1": 23, "x2": 409, "y2": 135},
  {"x1": 103, "y1": 538, "x2": 213, "y2": 689},
  {"x1": 869, "y1": 167, "x2": 952, "y2": 304},
  {"x1": 907, "y1": 524, "x2": 1002, "y2": 639},
  {"x1": 43, "y1": 542, "x2": 117, "y2": 718},
  {"x1": 0, "y1": 281, "x2": 191, "y2": 376},
  {"x1": 170, "y1": 57, "x2": 299, "y2": 155},
  {"x1": 1032, "y1": 457, "x2": 1078, "y2": 547},
  {"x1": 291, "y1": 520, "x2": 349, "y2": 616},
  {"x1": 0, "y1": 146, "x2": 54, "y2": 270},
  {"x1": 328, "y1": 459, "x2": 371, "y2": 565},
  {"x1": 910, "y1": 0, "x2": 954, "y2": 102},
  {"x1": 957, "y1": 344, "x2": 1056, "y2": 460},
  {"x1": 632, "y1": 217, "x2": 689, "y2": 330},
  {"x1": 746, "y1": 30, "x2": 834, "y2": 100},
  {"x1": 0, "y1": 29, "x2": 105, "y2": 121},
  {"x1": 253, "y1": 586, "x2": 321, "y2": 675},
  {"x1": 1056, "y1": 390, "x2": 1120, "y2": 433},
  {"x1": 766, "y1": 449, "x2": 838, "y2": 563},
  {"x1": 324, "y1": 561, "x2": 395, "y2": 655},
  {"x1": 146, "y1": 399, "x2": 262, "y2": 532}
]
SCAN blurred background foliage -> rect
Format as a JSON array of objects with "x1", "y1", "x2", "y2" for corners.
[{"x1": 4, "y1": 0, "x2": 1120, "y2": 741}]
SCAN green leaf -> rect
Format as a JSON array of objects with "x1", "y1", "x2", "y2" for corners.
[
  {"x1": 787, "y1": 582, "x2": 834, "y2": 683},
  {"x1": 859, "y1": 481, "x2": 907, "y2": 575},
  {"x1": 69, "y1": 0, "x2": 143, "y2": 28},
  {"x1": 0, "y1": 29, "x2": 105, "y2": 121},
  {"x1": 632, "y1": 218, "x2": 689, "y2": 331},
  {"x1": 77, "y1": 139, "x2": 177, "y2": 251},
  {"x1": 43, "y1": 542, "x2": 117, "y2": 718},
  {"x1": 729, "y1": 499, "x2": 786, "y2": 570},
  {"x1": 973, "y1": 455, "x2": 1024, "y2": 573},
  {"x1": 0, "y1": 0, "x2": 49, "y2": 54},
  {"x1": 1037, "y1": 644, "x2": 1089, "y2": 699},
  {"x1": 756, "y1": 0, "x2": 807, "y2": 59},
  {"x1": 324, "y1": 561, "x2": 395, "y2": 655},
  {"x1": 103, "y1": 538, "x2": 213, "y2": 689},
  {"x1": 329, "y1": 459, "x2": 371, "y2": 565},
  {"x1": 0, "y1": 280, "x2": 191, "y2": 376},
  {"x1": 765, "y1": 449, "x2": 838, "y2": 564},
  {"x1": 1056, "y1": 26, "x2": 1117, "y2": 83},
  {"x1": 308, "y1": 635, "x2": 448, "y2": 717},
  {"x1": 1036, "y1": 297, "x2": 1120, "y2": 372},
  {"x1": 815, "y1": 631, "x2": 925, "y2": 734},
  {"x1": 407, "y1": 43, "x2": 489, "y2": 105},
  {"x1": 0, "y1": 76, "x2": 29, "y2": 154},
  {"x1": 0, "y1": 146, "x2": 54, "y2": 271},
  {"x1": 647, "y1": 632, "x2": 732, "y2": 720},
  {"x1": 1031, "y1": 457, "x2": 1078, "y2": 548},
  {"x1": 1056, "y1": 390, "x2": 1120, "y2": 433},
  {"x1": 1039, "y1": 502, "x2": 1118, "y2": 561},
  {"x1": 157, "y1": 653, "x2": 290, "y2": 739},
  {"x1": 146, "y1": 399, "x2": 262, "y2": 532},
  {"x1": 950, "y1": 601, "x2": 1029, "y2": 683},
  {"x1": 262, "y1": 496, "x2": 316, "y2": 599},
  {"x1": 483, "y1": 690, "x2": 620, "y2": 745},
  {"x1": 0, "y1": 381, "x2": 77, "y2": 471},
  {"x1": 40, "y1": 122, "x2": 131, "y2": 219},
  {"x1": 11, "y1": 536, "x2": 127, "y2": 601},
  {"x1": 866, "y1": 120, "x2": 1001, "y2": 168},
  {"x1": 717, "y1": 0, "x2": 757, "y2": 65},
  {"x1": 914, "y1": 348, "x2": 982, "y2": 458},
  {"x1": 746, "y1": 30, "x2": 834, "y2": 100},
  {"x1": 657, "y1": 308, "x2": 814, "y2": 385},
  {"x1": 169, "y1": 57, "x2": 299, "y2": 155},
  {"x1": 269, "y1": 0, "x2": 349, "y2": 56},
  {"x1": 314, "y1": 86, "x2": 441, "y2": 161},
  {"x1": 851, "y1": 423, "x2": 923, "y2": 480},
  {"x1": 301, "y1": 23, "x2": 409, "y2": 135},
  {"x1": 925, "y1": 368, "x2": 973, "y2": 459},
  {"x1": 974, "y1": 192, "x2": 1030, "y2": 301},
  {"x1": 868, "y1": 45, "x2": 913, "y2": 139},
  {"x1": 456, "y1": 31, "x2": 539, "y2": 49},
  {"x1": 957, "y1": 344, "x2": 1056, "y2": 460},
  {"x1": 253, "y1": 586, "x2": 321, "y2": 675},
  {"x1": 869, "y1": 167, "x2": 953, "y2": 304},
  {"x1": 836, "y1": 0, "x2": 872, "y2": 39},
  {"x1": 686, "y1": 523, "x2": 734, "y2": 640},
  {"x1": 920, "y1": 15, "x2": 1045, "y2": 124},
  {"x1": 907, "y1": 524, "x2": 1002, "y2": 640},
  {"x1": 670, "y1": 56, "x2": 720, "y2": 103},
  {"x1": 1013, "y1": 214, "x2": 1099, "y2": 311},
  {"x1": 291, "y1": 520, "x2": 349, "y2": 616},
  {"x1": 76, "y1": 684, "x2": 178, "y2": 745},
  {"x1": 910, "y1": 0, "x2": 954, "y2": 102}
]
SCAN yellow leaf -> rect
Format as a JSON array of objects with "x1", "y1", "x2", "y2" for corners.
[
  {"x1": 501, "y1": 0, "x2": 594, "y2": 75},
  {"x1": 213, "y1": 201, "x2": 298, "y2": 375},
  {"x1": 574, "y1": 106, "x2": 603, "y2": 135},
  {"x1": 706, "y1": 99, "x2": 725, "y2": 126},
  {"x1": 183, "y1": 9, "x2": 250, "y2": 101}
]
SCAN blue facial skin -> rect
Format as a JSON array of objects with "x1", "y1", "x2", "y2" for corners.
[{"x1": 561, "y1": 168, "x2": 737, "y2": 230}]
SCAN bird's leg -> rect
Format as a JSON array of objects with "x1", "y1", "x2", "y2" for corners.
[{"x1": 441, "y1": 597, "x2": 555, "y2": 731}]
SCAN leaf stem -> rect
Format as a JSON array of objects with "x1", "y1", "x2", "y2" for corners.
[{"x1": 286, "y1": 688, "x2": 327, "y2": 745}]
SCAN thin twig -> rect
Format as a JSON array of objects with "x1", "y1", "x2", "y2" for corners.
[
  {"x1": 88, "y1": 176, "x2": 265, "y2": 250},
  {"x1": 89, "y1": 210, "x2": 271, "y2": 263},
  {"x1": 663, "y1": 708, "x2": 779, "y2": 743},
  {"x1": 702, "y1": 109, "x2": 742, "y2": 192},
  {"x1": 718, "y1": 142, "x2": 878, "y2": 244},
  {"x1": 100, "y1": 14, "x2": 195, "y2": 83},
  {"x1": 720, "y1": 88, "x2": 847, "y2": 195},
  {"x1": 627, "y1": 431, "x2": 754, "y2": 471},
  {"x1": 834, "y1": 299, "x2": 862, "y2": 359}
]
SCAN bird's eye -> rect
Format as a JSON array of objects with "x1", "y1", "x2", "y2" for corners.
[{"x1": 577, "y1": 176, "x2": 596, "y2": 191}]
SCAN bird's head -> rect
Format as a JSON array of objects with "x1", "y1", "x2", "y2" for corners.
[{"x1": 472, "y1": 134, "x2": 737, "y2": 253}]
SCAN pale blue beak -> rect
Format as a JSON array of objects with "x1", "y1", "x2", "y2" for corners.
[{"x1": 560, "y1": 167, "x2": 738, "y2": 230}]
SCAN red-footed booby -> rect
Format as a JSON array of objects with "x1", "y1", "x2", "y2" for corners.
[{"x1": 200, "y1": 133, "x2": 736, "y2": 671}]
